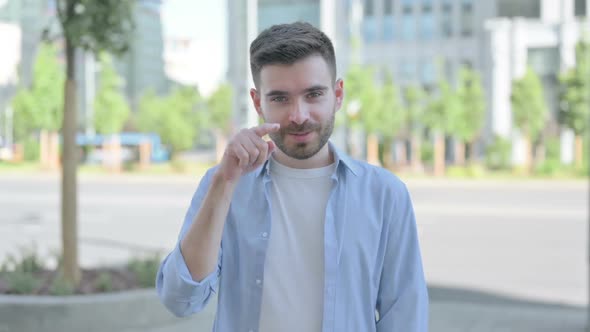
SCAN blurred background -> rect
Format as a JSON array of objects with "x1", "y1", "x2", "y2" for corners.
[{"x1": 0, "y1": 0, "x2": 588, "y2": 331}]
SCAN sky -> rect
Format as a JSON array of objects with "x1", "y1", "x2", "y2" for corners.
[{"x1": 161, "y1": 0, "x2": 228, "y2": 96}]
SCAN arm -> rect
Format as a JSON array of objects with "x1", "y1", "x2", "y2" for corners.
[
  {"x1": 376, "y1": 184, "x2": 429, "y2": 331},
  {"x1": 155, "y1": 168, "x2": 227, "y2": 317},
  {"x1": 156, "y1": 123, "x2": 280, "y2": 317}
]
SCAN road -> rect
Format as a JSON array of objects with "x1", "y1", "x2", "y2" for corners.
[{"x1": 0, "y1": 173, "x2": 587, "y2": 331}]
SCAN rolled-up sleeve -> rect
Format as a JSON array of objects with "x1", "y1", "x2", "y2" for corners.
[
  {"x1": 155, "y1": 167, "x2": 222, "y2": 317},
  {"x1": 376, "y1": 183, "x2": 429, "y2": 332}
]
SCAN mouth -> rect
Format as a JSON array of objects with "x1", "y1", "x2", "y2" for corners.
[{"x1": 287, "y1": 131, "x2": 313, "y2": 142}]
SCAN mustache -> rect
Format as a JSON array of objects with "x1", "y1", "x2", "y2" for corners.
[{"x1": 281, "y1": 123, "x2": 320, "y2": 134}]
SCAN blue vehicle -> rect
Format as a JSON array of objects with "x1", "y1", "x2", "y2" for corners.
[{"x1": 76, "y1": 132, "x2": 170, "y2": 163}]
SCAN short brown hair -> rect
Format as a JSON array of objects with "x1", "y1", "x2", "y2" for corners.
[{"x1": 249, "y1": 22, "x2": 337, "y2": 86}]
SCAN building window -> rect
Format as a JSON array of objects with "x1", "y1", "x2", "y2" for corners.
[
  {"x1": 401, "y1": 14, "x2": 415, "y2": 40},
  {"x1": 575, "y1": 0, "x2": 587, "y2": 17},
  {"x1": 363, "y1": 16, "x2": 379, "y2": 42},
  {"x1": 528, "y1": 47, "x2": 559, "y2": 76},
  {"x1": 497, "y1": 0, "x2": 540, "y2": 19},
  {"x1": 383, "y1": 15, "x2": 395, "y2": 41},
  {"x1": 421, "y1": 0, "x2": 433, "y2": 11},
  {"x1": 441, "y1": 1, "x2": 453, "y2": 38},
  {"x1": 384, "y1": 0, "x2": 394, "y2": 15},
  {"x1": 444, "y1": 58, "x2": 454, "y2": 82},
  {"x1": 420, "y1": 58, "x2": 435, "y2": 84},
  {"x1": 365, "y1": 0, "x2": 374, "y2": 16},
  {"x1": 460, "y1": 0, "x2": 473, "y2": 37},
  {"x1": 402, "y1": 0, "x2": 413, "y2": 13},
  {"x1": 258, "y1": 2, "x2": 321, "y2": 32},
  {"x1": 420, "y1": 12, "x2": 435, "y2": 40},
  {"x1": 400, "y1": 58, "x2": 417, "y2": 81}
]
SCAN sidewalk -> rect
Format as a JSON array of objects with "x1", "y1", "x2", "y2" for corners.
[
  {"x1": 141, "y1": 287, "x2": 588, "y2": 332},
  {"x1": 429, "y1": 286, "x2": 587, "y2": 332}
]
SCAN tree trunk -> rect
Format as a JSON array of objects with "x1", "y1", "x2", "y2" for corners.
[
  {"x1": 110, "y1": 134, "x2": 122, "y2": 173},
  {"x1": 215, "y1": 129, "x2": 226, "y2": 163},
  {"x1": 455, "y1": 140, "x2": 465, "y2": 166},
  {"x1": 139, "y1": 140, "x2": 151, "y2": 169},
  {"x1": 49, "y1": 131, "x2": 60, "y2": 170},
  {"x1": 411, "y1": 132, "x2": 423, "y2": 172},
  {"x1": 366, "y1": 133, "x2": 381, "y2": 166},
  {"x1": 433, "y1": 131, "x2": 446, "y2": 177},
  {"x1": 523, "y1": 135, "x2": 532, "y2": 173},
  {"x1": 465, "y1": 141, "x2": 473, "y2": 165},
  {"x1": 535, "y1": 142, "x2": 546, "y2": 165},
  {"x1": 40, "y1": 130, "x2": 49, "y2": 167},
  {"x1": 395, "y1": 139, "x2": 408, "y2": 168},
  {"x1": 382, "y1": 137, "x2": 394, "y2": 169},
  {"x1": 61, "y1": 39, "x2": 80, "y2": 285},
  {"x1": 575, "y1": 135, "x2": 583, "y2": 169}
]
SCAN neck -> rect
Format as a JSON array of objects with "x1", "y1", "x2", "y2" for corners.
[{"x1": 272, "y1": 143, "x2": 334, "y2": 169}]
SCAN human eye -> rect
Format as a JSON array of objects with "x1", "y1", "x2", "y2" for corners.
[
  {"x1": 271, "y1": 96, "x2": 288, "y2": 103},
  {"x1": 307, "y1": 91, "x2": 324, "y2": 99}
]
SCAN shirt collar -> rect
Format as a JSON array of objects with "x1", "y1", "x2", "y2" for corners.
[{"x1": 255, "y1": 141, "x2": 359, "y2": 178}]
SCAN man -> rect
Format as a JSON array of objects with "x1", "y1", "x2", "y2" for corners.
[{"x1": 156, "y1": 22, "x2": 428, "y2": 332}]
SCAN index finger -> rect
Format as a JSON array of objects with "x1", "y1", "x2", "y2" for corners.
[{"x1": 252, "y1": 123, "x2": 280, "y2": 137}]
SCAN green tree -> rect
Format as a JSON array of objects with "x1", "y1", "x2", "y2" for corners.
[
  {"x1": 343, "y1": 64, "x2": 372, "y2": 157},
  {"x1": 93, "y1": 53, "x2": 130, "y2": 172},
  {"x1": 55, "y1": 0, "x2": 135, "y2": 284},
  {"x1": 93, "y1": 53, "x2": 130, "y2": 135},
  {"x1": 559, "y1": 39, "x2": 590, "y2": 168},
  {"x1": 11, "y1": 43, "x2": 64, "y2": 166},
  {"x1": 511, "y1": 67, "x2": 548, "y2": 171},
  {"x1": 454, "y1": 67, "x2": 486, "y2": 165},
  {"x1": 360, "y1": 71, "x2": 405, "y2": 167},
  {"x1": 207, "y1": 83, "x2": 233, "y2": 162},
  {"x1": 423, "y1": 78, "x2": 461, "y2": 175},
  {"x1": 138, "y1": 87, "x2": 205, "y2": 159},
  {"x1": 403, "y1": 85, "x2": 426, "y2": 171}
]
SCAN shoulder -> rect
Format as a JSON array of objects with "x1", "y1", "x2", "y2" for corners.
[{"x1": 346, "y1": 158, "x2": 409, "y2": 196}]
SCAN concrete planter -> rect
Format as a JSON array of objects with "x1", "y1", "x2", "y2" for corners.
[{"x1": 0, "y1": 289, "x2": 216, "y2": 332}]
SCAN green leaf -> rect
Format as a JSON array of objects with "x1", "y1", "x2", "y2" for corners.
[
  {"x1": 511, "y1": 66, "x2": 548, "y2": 139},
  {"x1": 93, "y1": 53, "x2": 130, "y2": 135}
]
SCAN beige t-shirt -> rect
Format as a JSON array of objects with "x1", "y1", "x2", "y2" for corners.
[{"x1": 258, "y1": 156, "x2": 336, "y2": 332}]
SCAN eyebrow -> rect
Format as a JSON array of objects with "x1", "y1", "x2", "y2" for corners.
[
  {"x1": 265, "y1": 90, "x2": 289, "y2": 97},
  {"x1": 265, "y1": 85, "x2": 329, "y2": 98},
  {"x1": 303, "y1": 85, "x2": 329, "y2": 94}
]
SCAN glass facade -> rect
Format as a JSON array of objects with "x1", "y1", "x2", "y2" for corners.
[
  {"x1": 400, "y1": 58, "x2": 417, "y2": 81},
  {"x1": 497, "y1": 0, "x2": 540, "y2": 19},
  {"x1": 575, "y1": 0, "x2": 587, "y2": 17},
  {"x1": 384, "y1": 0, "x2": 394, "y2": 15},
  {"x1": 401, "y1": 13, "x2": 415, "y2": 40},
  {"x1": 383, "y1": 15, "x2": 395, "y2": 41},
  {"x1": 420, "y1": 10, "x2": 435, "y2": 40},
  {"x1": 362, "y1": 16, "x2": 379, "y2": 42},
  {"x1": 460, "y1": 0, "x2": 473, "y2": 37},
  {"x1": 258, "y1": 1, "x2": 320, "y2": 32},
  {"x1": 441, "y1": 0, "x2": 453, "y2": 38},
  {"x1": 420, "y1": 58, "x2": 436, "y2": 85},
  {"x1": 364, "y1": 0, "x2": 375, "y2": 16}
]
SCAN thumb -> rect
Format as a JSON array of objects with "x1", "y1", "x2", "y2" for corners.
[{"x1": 267, "y1": 140, "x2": 276, "y2": 155}]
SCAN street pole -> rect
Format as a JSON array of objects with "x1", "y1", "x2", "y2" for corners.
[
  {"x1": 245, "y1": 0, "x2": 258, "y2": 128},
  {"x1": 6, "y1": 105, "x2": 12, "y2": 150},
  {"x1": 85, "y1": 50, "x2": 95, "y2": 138}
]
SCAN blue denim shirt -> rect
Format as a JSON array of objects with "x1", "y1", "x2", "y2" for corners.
[{"x1": 156, "y1": 143, "x2": 428, "y2": 332}]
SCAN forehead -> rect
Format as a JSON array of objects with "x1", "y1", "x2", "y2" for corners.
[{"x1": 258, "y1": 55, "x2": 332, "y2": 94}]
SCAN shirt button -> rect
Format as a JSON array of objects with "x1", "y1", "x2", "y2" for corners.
[
  {"x1": 256, "y1": 279, "x2": 262, "y2": 285},
  {"x1": 261, "y1": 232, "x2": 268, "y2": 238}
]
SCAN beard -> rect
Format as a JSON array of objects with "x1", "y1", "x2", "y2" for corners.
[{"x1": 269, "y1": 111, "x2": 335, "y2": 160}]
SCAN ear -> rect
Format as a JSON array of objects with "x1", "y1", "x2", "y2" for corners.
[
  {"x1": 250, "y1": 88, "x2": 263, "y2": 117},
  {"x1": 334, "y1": 79, "x2": 344, "y2": 111}
]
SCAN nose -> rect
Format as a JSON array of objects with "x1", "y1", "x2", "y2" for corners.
[{"x1": 288, "y1": 100, "x2": 310, "y2": 125}]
